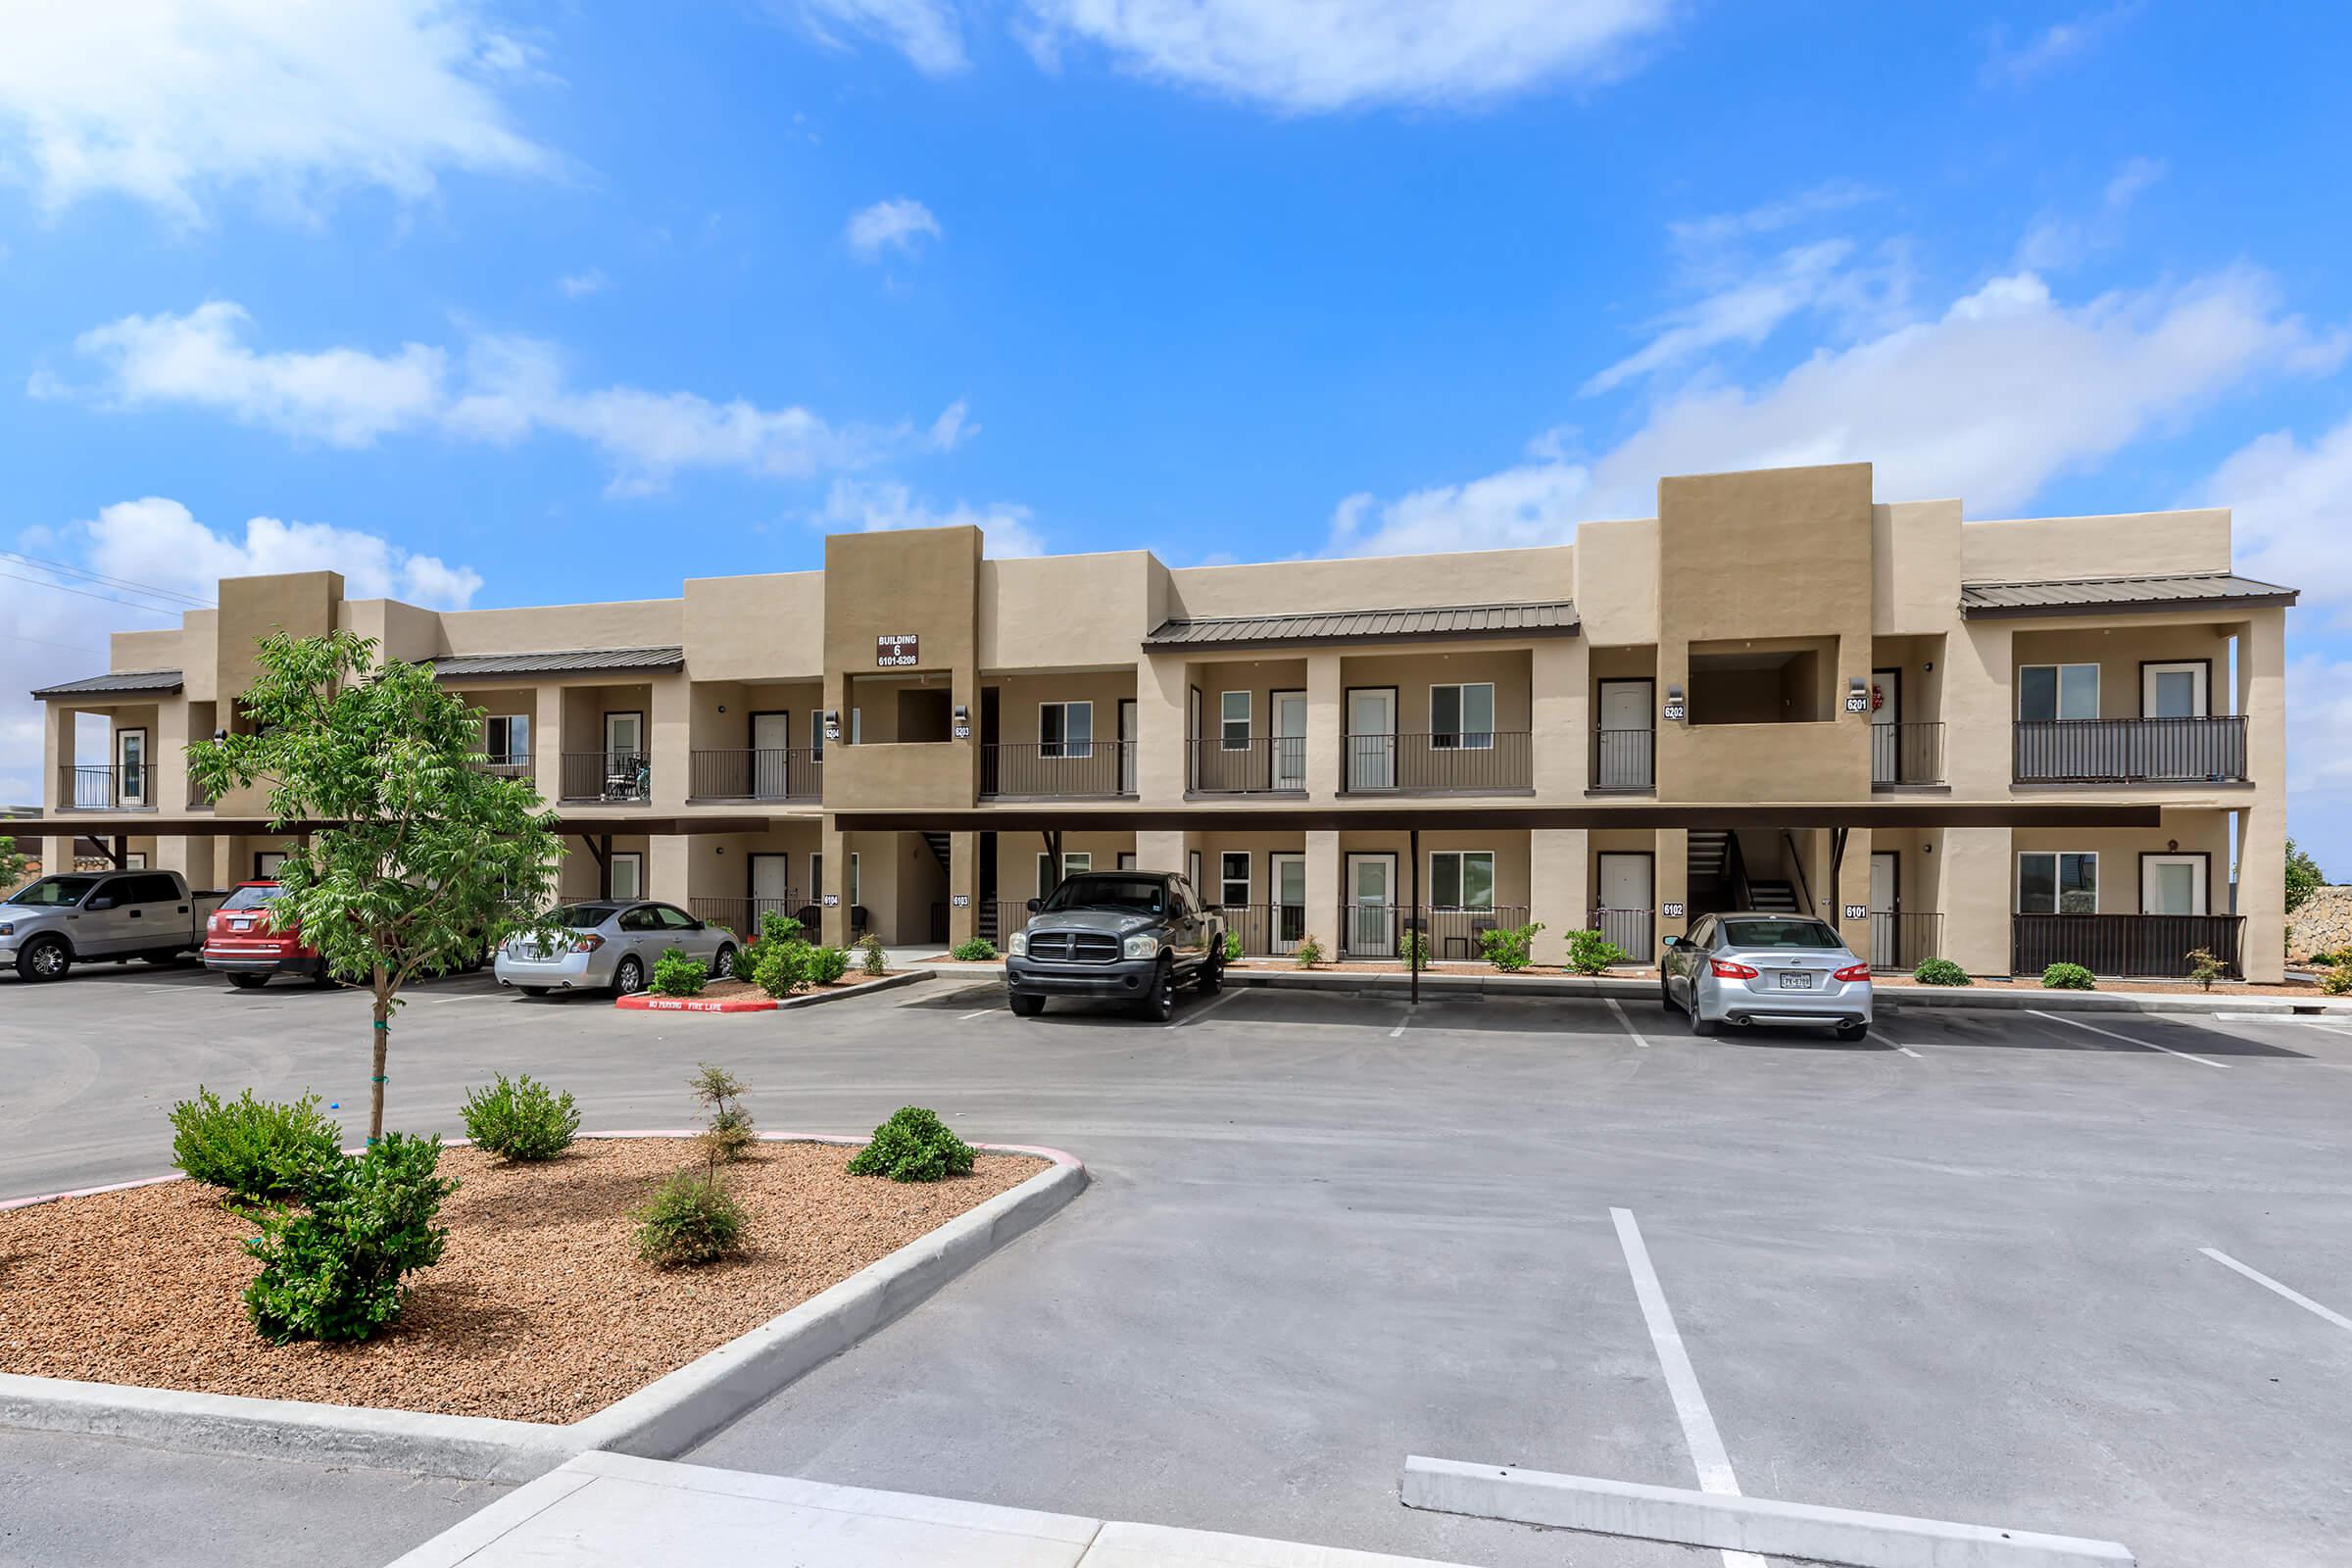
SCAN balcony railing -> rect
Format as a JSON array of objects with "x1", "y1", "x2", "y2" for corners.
[
  {"x1": 187, "y1": 766, "x2": 216, "y2": 812},
  {"x1": 1588, "y1": 906, "x2": 1653, "y2": 963},
  {"x1": 58, "y1": 765, "x2": 152, "y2": 809},
  {"x1": 1591, "y1": 729, "x2": 1655, "y2": 792},
  {"x1": 1871, "y1": 722, "x2": 1944, "y2": 787},
  {"x1": 689, "y1": 895, "x2": 808, "y2": 939},
  {"x1": 689, "y1": 749, "x2": 821, "y2": 803},
  {"x1": 1344, "y1": 732, "x2": 1533, "y2": 794},
  {"x1": 2012, "y1": 715, "x2": 2248, "y2": 784},
  {"x1": 2011, "y1": 913, "x2": 2244, "y2": 978},
  {"x1": 1335, "y1": 905, "x2": 1533, "y2": 962},
  {"x1": 479, "y1": 754, "x2": 534, "y2": 784},
  {"x1": 981, "y1": 741, "x2": 1135, "y2": 799},
  {"x1": 1868, "y1": 910, "x2": 1942, "y2": 972},
  {"x1": 1212, "y1": 903, "x2": 1310, "y2": 957},
  {"x1": 560, "y1": 752, "x2": 652, "y2": 803},
  {"x1": 1189, "y1": 736, "x2": 1306, "y2": 795}
]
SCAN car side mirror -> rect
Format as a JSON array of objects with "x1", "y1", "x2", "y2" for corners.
[
  {"x1": 87, "y1": 895, "x2": 118, "y2": 911},
  {"x1": 1663, "y1": 936, "x2": 1686, "y2": 952},
  {"x1": 1025, "y1": 898, "x2": 1042, "y2": 912}
]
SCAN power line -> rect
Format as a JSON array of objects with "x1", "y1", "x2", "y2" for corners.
[
  {"x1": 0, "y1": 629, "x2": 108, "y2": 656},
  {"x1": 0, "y1": 569, "x2": 187, "y2": 617},
  {"x1": 0, "y1": 550, "x2": 215, "y2": 610}
]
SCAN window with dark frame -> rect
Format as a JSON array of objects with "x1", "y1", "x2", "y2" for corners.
[
  {"x1": 1220, "y1": 851, "x2": 1250, "y2": 908},
  {"x1": 1431, "y1": 850, "x2": 1494, "y2": 909},
  {"x1": 1041, "y1": 700, "x2": 1094, "y2": 760},
  {"x1": 1431, "y1": 683, "x2": 1495, "y2": 750},
  {"x1": 2018, "y1": 851, "x2": 2097, "y2": 914},
  {"x1": 1220, "y1": 691, "x2": 1250, "y2": 751}
]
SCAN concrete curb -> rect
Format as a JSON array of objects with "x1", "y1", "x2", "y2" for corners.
[
  {"x1": 772, "y1": 967, "x2": 930, "y2": 1008},
  {"x1": 0, "y1": 1135, "x2": 1085, "y2": 1482},
  {"x1": 611, "y1": 969, "x2": 931, "y2": 1014},
  {"x1": 1401, "y1": 1456, "x2": 2135, "y2": 1568}
]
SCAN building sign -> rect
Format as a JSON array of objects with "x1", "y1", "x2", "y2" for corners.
[
  {"x1": 1661, "y1": 901, "x2": 1686, "y2": 920},
  {"x1": 823, "y1": 893, "x2": 841, "y2": 907},
  {"x1": 823, "y1": 710, "x2": 840, "y2": 742},
  {"x1": 1842, "y1": 903, "x2": 1869, "y2": 920},
  {"x1": 876, "y1": 633, "x2": 919, "y2": 667},
  {"x1": 1843, "y1": 692, "x2": 1870, "y2": 714},
  {"x1": 1662, "y1": 699, "x2": 1686, "y2": 722},
  {"x1": 951, "y1": 894, "x2": 970, "y2": 907}
]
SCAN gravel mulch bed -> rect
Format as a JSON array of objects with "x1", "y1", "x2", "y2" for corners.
[
  {"x1": 1875, "y1": 973, "x2": 2328, "y2": 998},
  {"x1": 684, "y1": 973, "x2": 894, "y2": 1003},
  {"x1": 0, "y1": 1139, "x2": 1034, "y2": 1423}
]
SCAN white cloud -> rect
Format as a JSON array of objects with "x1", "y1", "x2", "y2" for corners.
[
  {"x1": 47, "y1": 303, "x2": 957, "y2": 494},
  {"x1": 847, "y1": 197, "x2": 942, "y2": 259},
  {"x1": 2017, "y1": 156, "x2": 2166, "y2": 272},
  {"x1": 1666, "y1": 181, "x2": 1877, "y2": 261},
  {"x1": 2202, "y1": 413, "x2": 2352, "y2": 619},
  {"x1": 557, "y1": 268, "x2": 609, "y2": 298},
  {"x1": 1981, "y1": 3, "x2": 2137, "y2": 87},
  {"x1": 0, "y1": 0, "x2": 554, "y2": 222},
  {"x1": 1582, "y1": 239, "x2": 1856, "y2": 395},
  {"x1": 796, "y1": 0, "x2": 969, "y2": 75},
  {"x1": 2285, "y1": 654, "x2": 2352, "y2": 882},
  {"x1": 1015, "y1": 0, "x2": 1677, "y2": 113},
  {"x1": 1329, "y1": 266, "x2": 2345, "y2": 556},
  {"x1": 818, "y1": 477, "x2": 1045, "y2": 557}
]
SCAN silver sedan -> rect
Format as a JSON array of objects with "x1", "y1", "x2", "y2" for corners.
[
  {"x1": 1660, "y1": 912, "x2": 1873, "y2": 1041},
  {"x1": 494, "y1": 901, "x2": 739, "y2": 998}
]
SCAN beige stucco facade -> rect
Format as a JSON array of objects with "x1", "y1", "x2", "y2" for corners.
[{"x1": 28, "y1": 462, "x2": 2297, "y2": 979}]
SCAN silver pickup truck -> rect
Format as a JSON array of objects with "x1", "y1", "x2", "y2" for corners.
[{"x1": 0, "y1": 869, "x2": 229, "y2": 982}]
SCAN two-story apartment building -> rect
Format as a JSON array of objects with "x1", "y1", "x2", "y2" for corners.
[{"x1": 24, "y1": 462, "x2": 2296, "y2": 979}]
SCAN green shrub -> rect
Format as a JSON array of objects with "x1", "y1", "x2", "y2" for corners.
[
  {"x1": 750, "y1": 940, "x2": 808, "y2": 998},
  {"x1": 728, "y1": 942, "x2": 760, "y2": 983},
  {"x1": 651, "y1": 946, "x2": 708, "y2": 998},
  {"x1": 846, "y1": 1106, "x2": 977, "y2": 1183},
  {"x1": 2319, "y1": 963, "x2": 2352, "y2": 997},
  {"x1": 460, "y1": 1073, "x2": 579, "y2": 1161},
  {"x1": 2041, "y1": 961, "x2": 2096, "y2": 991},
  {"x1": 1400, "y1": 929, "x2": 1431, "y2": 967},
  {"x1": 1562, "y1": 928, "x2": 1626, "y2": 975},
  {"x1": 169, "y1": 1087, "x2": 344, "y2": 1203},
  {"x1": 1910, "y1": 957, "x2": 1971, "y2": 987},
  {"x1": 1222, "y1": 929, "x2": 1243, "y2": 962},
  {"x1": 949, "y1": 937, "x2": 998, "y2": 961},
  {"x1": 634, "y1": 1170, "x2": 748, "y2": 1267},
  {"x1": 1294, "y1": 933, "x2": 1325, "y2": 968},
  {"x1": 758, "y1": 910, "x2": 805, "y2": 946},
  {"x1": 1478, "y1": 921, "x2": 1544, "y2": 974},
  {"x1": 809, "y1": 945, "x2": 851, "y2": 985},
  {"x1": 2185, "y1": 947, "x2": 2226, "y2": 992},
  {"x1": 242, "y1": 1133, "x2": 456, "y2": 1343},
  {"x1": 858, "y1": 932, "x2": 889, "y2": 976},
  {"x1": 690, "y1": 1063, "x2": 755, "y2": 1162}
]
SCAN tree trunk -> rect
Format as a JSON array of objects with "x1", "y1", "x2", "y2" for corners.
[{"x1": 368, "y1": 961, "x2": 392, "y2": 1144}]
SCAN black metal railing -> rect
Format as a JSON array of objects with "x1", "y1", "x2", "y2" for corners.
[
  {"x1": 688, "y1": 895, "x2": 806, "y2": 939},
  {"x1": 1871, "y1": 722, "x2": 1944, "y2": 786},
  {"x1": 1868, "y1": 910, "x2": 1943, "y2": 972},
  {"x1": 479, "y1": 754, "x2": 534, "y2": 783},
  {"x1": 1189, "y1": 736, "x2": 1307, "y2": 794},
  {"x1": 59, "y1": 765, "x2": 143, "y2": 808},
  {"x1": 187, "y1": 765, "x2": 216, "y2": 811},
  {"x1": 1212, "y1": 903, "x2": 1311, "y2": 957},
  {"x1": 2012, "y1": 715, "x2": 2248, "y2": 784},
  {"x1": 1335, "y1": 905, "x2": 1533, "y2": 962},
  {"x1": 981, "y1": 741, "x2": 1135, "y2": 798},
  {"x1": 1343, "y1": 732, "x2": 1533, "y2": 793},
  {"x1": 561, "y1": 752, "x2": 653, "y2": 803},
  {"x1": 1588, "y1": 907, "x2": 1652, "y2": 963},
  {"x1": 1591, "y1": 729, "x2": 1655, "y2": 792},
  {"x1": 689, "y1": 748, "x2": 821, "y2": 802},
  {"x1": 2011, "y1": 913, "x2": 2243, "y2": 978}
]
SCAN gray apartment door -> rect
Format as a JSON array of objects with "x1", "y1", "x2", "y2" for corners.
[
  {"x1": 1346, "y1": 853, "x2": 1396, "y2": 956},
  {"x1": 1272, "y1": 692, "x2": 1307, "y2": 790},
  {"x1": 1870, "y1": 851, "x2": 1897, "y2": 964},
  {"x1": 1597, "y1": 680, "x2": 1652, "y2": 789},
  {"x1": 1348, "y1": 690, "x2": 1395, "y2": 791}
]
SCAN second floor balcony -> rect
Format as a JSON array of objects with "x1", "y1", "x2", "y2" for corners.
[
  {"x1": 1871, "y1": 722, "x2": 1945, "y2": 787},
  {"x1": 690, "y1": 748, "x2": 823, "y2": 803},
  {"x1": 561, "y1": 751, "x2": 653, "y2": 804},
  {"x1": 1190, "y1": 735, "x2": 1306, "y2": 795},
  {"x1": 1343, "y1": 731, "x2": 1533, "y2": 794},
  {"x1": 2013, "y1": 715, "x2": 2248, "y2": 785},
  {"x1": 980, "y1": 741, "x2": 1134, "y2": 799}
]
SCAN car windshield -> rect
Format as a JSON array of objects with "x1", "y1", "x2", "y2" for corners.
[
  {"x1": 546, "y1": 903, "x2": 620, "y2": 928},
  {"x1": 1721, "y1": 918, "x2": 1843, "y2": 950},
  {"x1": 220, "y1": 885, "x2": 282, "y2": 912},
  {"x1": 1040, "y1": 876, "x2": 1166, "y2": 915},
  {"x1": 6, "y1": 876, "x2": 98, "y2": 907}
]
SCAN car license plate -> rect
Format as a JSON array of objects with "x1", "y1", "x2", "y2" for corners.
[
  {"x1": 1777, "y1": 971, "x2": 1813, "y2": 990},
  {"x1": 231, "y1": 919, "x2": 252, "y2": 931}
]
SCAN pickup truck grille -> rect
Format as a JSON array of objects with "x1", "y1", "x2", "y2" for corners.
[{"x1": 1028, "y1": 931, "x2": 1121, "y2": 963}]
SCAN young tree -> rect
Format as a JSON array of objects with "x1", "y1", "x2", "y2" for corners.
[
  {"x1": 2284, "y1": 837, "x2": 2326, "y2": 914},
  {"x1": 0, "y1": 835, "x2": 26, "y2": 891},
  {"x1": 189, "y1": 631, "x2": 565, "y2": 1142}
]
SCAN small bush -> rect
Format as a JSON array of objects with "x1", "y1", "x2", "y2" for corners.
[
  {"x1": 1294, "y1": 933, "x2": 1325, "y2": 968},
  {"x1": 858, "y1": 932, "x2": 889, "y2": 976},
  {"x1": 634, "y1": 1170, "x2": 748, "y2": 1267},
  {"x1": 690, "y1": 1062, "x2": 756, "y2": 1162},
  {"x1": 2317, "y1": 962, "x2": 2352, "y2": 996},
  {"x1": 1563, "y1": 928, "x2": 1626, "y2": 976},
  {"x1": 1400, "y1": 929, "x2": 1431, "y2": 968},
  {"x1": 460, "y1": 1073, "x2": 579, "y2": 1161},
  {"x1": 169, "y1": 1087, "x2": 344, "y2": 1203},
  {"x1": 728, "y1": 942, "x2": 760, "y2": 983},
  {"x1": 651, "y1": 946, "x2": 708, "y2": 998},
  {"x1": 949, "y1": 937, "x2": 998, "y2": 961},
  {"x1": 759, "y1": 910, "x2": 805, "y2": 946},
  {"x1": 847, "y1": 1105, "x2": 977, "y2": 1183},
  {"x1": 809, "y1": 945, "x2": 851, "y2": 986},
  {"x1": 2041, "y1": 961, "x2": 2096, "y2": 991},
  {"x1": 2308, "y1": 947, "x2": 2352, "y2": 968},
  {"x1": 750, "y1": 940, "x2": 808, "y2": 998},
  {"x1": 1479, "y1": 921, "x2": 1544, "y2": 974},
  {"x1": 242, "y1": 1134, "x2": 455, "y2": 1344},
  {"x1": 1222, "y1": 929, "x2": 1243, "y2": 962},
  {"x1": 2185, "y1": 947, "x2": 2226, "y2": 992},
  {"x1": 1911, "y1": 957, "x2": 1971, "y2": 987}
]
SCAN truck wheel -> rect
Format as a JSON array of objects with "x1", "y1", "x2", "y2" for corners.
[
  {"x1": 16, "y1": 937, "x2": 70, "y2": 982},
  {"x1": 1008, "y1": 993, "x2": 1045, "y2": 1017},
  {"x1": 226, "y1": 973, "x2": 268, "y2": 990},
  {"x1": 1137, "y1": 958, "x2": 1177, "y2": 1023},
  {"x1": 1198, "y1": 948, "x2": 1224, "y2": 994}
]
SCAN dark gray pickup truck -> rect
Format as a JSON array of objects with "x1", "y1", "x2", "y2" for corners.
[{"x1": 1004, "y1": 869, "x2": 1225, "y2": 1021}]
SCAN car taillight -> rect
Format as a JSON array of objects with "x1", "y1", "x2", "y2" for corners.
[
  {"x1": 1710, "y1": 958, "x2": 1760, "y2": 980},
  {"x1": 571, "y1": 934, "x2": 604, "y2": 953},
  {"x1": 1834, "y1": 962, "x2": 1871, "y2": 982}
]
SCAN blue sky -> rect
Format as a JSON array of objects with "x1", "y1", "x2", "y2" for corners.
[{"x1": 2, "y1": 1, "x2": 2347, "y2": 871}]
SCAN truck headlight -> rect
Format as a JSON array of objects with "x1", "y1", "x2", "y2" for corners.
[
  {"x1": 1006, "y1": 931, "x2": 1026, "y2": 956},
  {"x1": 0, "y1": 922, "x2": 13, "y2": 937},
  {"x1": 1123, "y1": 934, "x2": 1161, "y2": 960}
]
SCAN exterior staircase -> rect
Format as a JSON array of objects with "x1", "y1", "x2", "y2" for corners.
[{"x1": 1746, "y1": 880, "x2": 1799, "y2": 913}]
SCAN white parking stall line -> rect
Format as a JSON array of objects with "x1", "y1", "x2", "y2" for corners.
[
  {"x1": 1605, "y1": 997, "x2": 1651, "y2": 1049},
  {"x1": 2201, "y1": 1248, "x2": 2352, "y2": 1336},
  {"x1": 1610, "y1": 1207, "x2": 1766, "y2": 1568},
  {"x1": 957, "y1": 1005, "x2": 1000, "y2": 1021},
  {"x1": 1169, "y1": 989, "x2": 1242, "y2": 1030},
  {"x1": 1864, "y1": 1028, "x2": 1920, "y2": 1057},
  {"x1": 2032, "y1": 1008, "x2": 2229, "y2": 1068},
  {"x1": 1390, "y1": 1006, "x2": 1413, "y2": 1040}
]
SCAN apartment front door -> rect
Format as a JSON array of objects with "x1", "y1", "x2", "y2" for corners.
[
  {"x1": 1598, "y1": 852, "x2": 1651, "y2": 915},
  {"x1": 1596, "y1": 680, "x2": 1652, "y2": 789},
  {"x1": 2142, "y1": 662, "x2": 2207, "y2": 718},
  {"x1": 1346, "y1": 853, "x2": 1396, "y2": 957},
  {"x1": 2141, "y1": 855, "x2": 2206, "y2": 914},
  {"x1": 1870, "y1": 850, "x2": 1897, "y2": 964},
  {"x1": 1871, "y1": 667, "x2": 1900, "y2": 782},
  {"x1": 1272, "y1": 852, "x2": 1306, "y2": 949},
  {"x1": 752, "y1": 711, "x2": 790, "y2": 798},
  {"x1": 605, "y1": 711, "x2": 646, "y2": 801},
  {"x1": 749, "y1": 853, "x2": 791, "y2": 923},
  {"x1": 1118, "y1": 699, "x2": 1138, "y2": 794},
  {"x1": 1348, "y1": 689, "x2": 1396, "y2": 791},
  {"x1": 1272, "y1": 691, "x2": 1307, "y2": 791},
  {"x1": 117, "y1": 727, "x2": 149, "y2": 808}
]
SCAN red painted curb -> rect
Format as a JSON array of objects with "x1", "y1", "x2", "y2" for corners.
[{"x1": 613, "y1": 994, "x2": 779, "y2": 1013}]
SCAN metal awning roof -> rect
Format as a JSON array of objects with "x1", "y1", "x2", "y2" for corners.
[
  {"x1": 28, "y1": 668, "x2": 183, "y2": 700},
  {"x1": 428, "y1": 646, "x2": 686, "y2": 679},
  {"x1": 1959, "y1": 572, "x2": 2297, "y2": 618},
  {"x1": 1144, "y1": 600, "x2": 1579, "y2": 650}
]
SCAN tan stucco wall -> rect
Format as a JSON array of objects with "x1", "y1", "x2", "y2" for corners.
[
  {"x1": 1572, "y1": 518, "x2": 1660, "y2": 646},
  {"x1": 980, "y1": 553, "x2": 1155, "y2": 671},
  {"x1": 683, "y1": 573, "x2": 822, "y2": 679},
  {"x1": 1166, "y1": 547, "x2": 1572, "y2": 620},
  {"x1": 1961, "y1": 510, "x2": 2230, "y2": 584}
]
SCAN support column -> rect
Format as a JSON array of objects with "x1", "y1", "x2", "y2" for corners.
[
  {"x1": 649, "y1": 831, "x2": 693, "y2": 908},
  {"x1": 156, "y1": 700, "x2": 190, "y2": 813},
  {"x1": 42, "y1": 835, "x2": 76, "y2": 880},
  {"x1": 1655, "y1": 828, "x2": 1689, "y2": 948},
  {"x1": 533, "y1": 684, "x2": 564, "y2": 805},
  {"x1": 1136, "y1": 656, "x2": 1190, "y2": 805},
  {"x1": 820, "y1": 821, "x2": 849, "y2": 947},
  {"x1": 948, "y1": 830, "x2": 979, "y2": 948},
  {"x1": 1135, "y1": 829, "x2": 1187, "y2": 875},
  {"x1": 1529, "y1": 828, "x2": 1589, "y2": 967},
  {"x1": 1305, "y1": 652, "x2": 1342, "y2": 802},
  {"x1": 2238, "y1": 612, "x2": 2287, "y2": 982},
  {"x1": 1835, "y1": 828, "x2": 1873, "y2": 968},
  {"x1": 650, "y1": 671, "x2": 691, "y2": 808},
  {"x1": 42, "y1": 702, "x2": 74, "y2": 812},
  {"x1": 1304, "y1": 829, "x2": 1340, "y2": 956},
  {"x1": 1940, "y1": 826, "x2": 2011, "y2": 975}
]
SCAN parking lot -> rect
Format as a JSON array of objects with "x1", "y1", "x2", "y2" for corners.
[{"x1": 5, "y1": 963, "x2": 2351, "y2": 1567}]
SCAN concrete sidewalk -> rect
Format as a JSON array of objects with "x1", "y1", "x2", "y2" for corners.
[{"x1": 389, "y1": 1450, "x2": 1480, "y2": 1568}]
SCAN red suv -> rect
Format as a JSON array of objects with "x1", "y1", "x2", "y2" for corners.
[{"x1": 202, "y1": 882, "x2": 330, "y2": 989}]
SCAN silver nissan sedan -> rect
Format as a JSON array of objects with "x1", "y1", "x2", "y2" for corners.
[
  {"x1": 495, "y1": 900, "x2": 738, "y2": 998},
  {"x1": 1660, "y1": 911, "x2": 1873, "y2": 1041}
]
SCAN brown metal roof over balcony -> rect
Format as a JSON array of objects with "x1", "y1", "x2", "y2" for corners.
[
  {"x1": 28, "y1": 668, "x2": 184, "y2": 700},
  {"x1": 1958, "y1": 572, "x2": 2297, "y2": 618},
  {"x1": 1143, "y1": 600, "x2": 1579, "y2": 650},
  {"x1": 427, "y1": 646, "x2": 685, "y2": 678}
]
